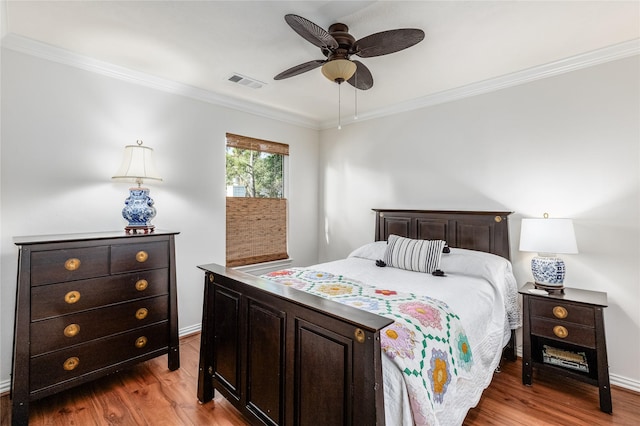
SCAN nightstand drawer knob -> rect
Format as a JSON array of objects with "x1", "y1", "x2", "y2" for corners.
[
  {"x1": 135, "y1": 336, "x2": 148, "y2": 348},
  {"x1": 135, "y1": 308, "x2": 149, "y2": 320},
  {"x1": 136, "y1": 251, "x2": 149, "y2": 263},
  {"x1": 64, "y1": 290, "x2": 81, "y2": 304},
  {"x1": 63, "y1": 357, "x2": 80, "y2": 371},
  {"x1": 64, "y1": 323, "x2": 80, "y2": 338},
  {"x1": 135, "y1": 279, "x2": 149, "y2": 291},
  {"x1": 553, "y1": 306, "x2": 568, "y2": 319},
  {"x1": 64, "y1": 258, "x2": 81, "y2": 271},
  {"x1": 553, "y1": 325, "x2": 569, "y2": 338}
]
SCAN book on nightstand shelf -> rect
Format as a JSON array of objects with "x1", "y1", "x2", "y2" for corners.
[{"x1": 542, "y1": 345, "x2": 589, "y2": 373}]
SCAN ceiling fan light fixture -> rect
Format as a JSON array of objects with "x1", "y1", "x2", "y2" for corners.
[{"x1": 321, "y1": 59, "x2": 357, "y2": 84}]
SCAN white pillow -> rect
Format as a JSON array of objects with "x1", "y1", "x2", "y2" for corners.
[
  {"x1": 383, "y1": 235, "x2": 445, "y2": 273},
  {"x1": 348, "y1": 241, "x2": 387, "y2": 260},
  {"x1": 439, "y1": 247, "x2": 510, "y2": 279},
  {"x1": 440, "y1": 248, "x2": 521, "y2": 329}
]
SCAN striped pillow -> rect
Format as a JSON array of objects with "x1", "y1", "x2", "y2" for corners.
[{"x1": 384, "y1": 235, "x2": 446, "y2": 273}]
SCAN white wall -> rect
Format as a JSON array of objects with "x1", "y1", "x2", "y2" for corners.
[
  {"x1": 318, "y1": 56, "x2": 640, "y2": 389},
  {"x1": 0, "y1": 49, "x2": 319, "y2": 388}
]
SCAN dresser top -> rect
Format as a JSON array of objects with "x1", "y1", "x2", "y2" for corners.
[
  {"x1": 519, "y1": 282, "x2": 607, "y2": 307},
  {"x1": 14, "y1": 230, "x2": 179, "y2": 246}
]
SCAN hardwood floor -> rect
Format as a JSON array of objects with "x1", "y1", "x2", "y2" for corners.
[{"x1": 2, "y1": 333, "x2": 639, "y2": 425}]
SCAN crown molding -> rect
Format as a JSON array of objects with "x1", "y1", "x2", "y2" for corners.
[
  {"x1": 320, "y1": 38, "x2": 640, "y2": 129},
  {"x1": 2, "y1": 33, "x2": 638, "y2": 132},
  {"x1": 1, "y1": 33, "x2": 321, "y2": 130}
]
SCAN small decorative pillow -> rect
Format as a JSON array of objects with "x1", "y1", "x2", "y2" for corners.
[{"x1": 383, "y1": 235, "x2": 446, "y2": 273}]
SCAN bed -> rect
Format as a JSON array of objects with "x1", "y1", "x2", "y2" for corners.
[{"x1": 197, "y1": 209, "x2": 520, "y2": 425}]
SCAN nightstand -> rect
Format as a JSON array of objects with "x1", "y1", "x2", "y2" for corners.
[{"x1": 520, "y1": 282, "x2": 611, "y2": 413}]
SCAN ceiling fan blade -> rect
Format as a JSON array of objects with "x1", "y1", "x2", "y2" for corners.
[
  {"x1": 355, "y1": 28, "x2": 425, "y2": 58},
  {"x1": 347, "y1": 61, "x2": 373, "y2": 90},
  {"x1": 274, "y1": 60, "x2": 325, "y2": 80},
  {"x1": 285, "y1": 14, "x2": 339, "y2": 50}
]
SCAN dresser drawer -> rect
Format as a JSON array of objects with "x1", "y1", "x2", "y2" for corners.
[
  {"x1": 30, "y1": 322, "x2": 169, "y2": 393},
  {"x1": 111, "y1": 241, "x2": 169, "y2": 273},
  {"x1": 31, "y1": 295, "x2": 169, "y2": 355},
  {"x1": 530, "y1": 298, "x2": 595, "y2": 327},
  {"x1": 31, "y1": 269, "x2": 168, "y2": 320},
  {"x1": 30, "y1": 246, "x2": 110, "y2": 286},
  {"x1": 530, "y1": 317, "x2": 596, "y2": 348}
]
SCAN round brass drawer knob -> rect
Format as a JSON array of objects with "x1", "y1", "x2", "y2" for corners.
[
  {"x1": 136, "y1": 251, "x2": 149, "y2": 263},
  {"x1": 63, "y1": 357, "x2": 80, "y2": 371},
  {"x1": 135, "y1": 308, "x2": 149, "y2": 320},
  {"x1": 64, "y1": 290, "x2": 81, "y2": 304},
  {"x1": 135, "y1": 279, "x2": 149, "y2": 291},
  {"x1": 553, "y1": 306, "x2": 568, "y2": 319},
  {"x1": 553, "y1": 325, "x2": 569, "y2": 338},
  {"x1": 64, "y1": 323, "x2": 81, "y2": 338},
  {"x1": 208, "y1": 274, "x2": 214, "y2": 283},
  {"x1": 64, "y1": 258, "x2": 81, "y2": 271},
  {"x1": 135, "y1": 336, "x2": 148, "y2": 348},
  {"x1": 354, "y1": 328, "x2": 365, "y2": 344}
]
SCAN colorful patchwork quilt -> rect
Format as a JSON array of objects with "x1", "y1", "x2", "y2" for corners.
[{"x1": 262, "y1": 268, "x2": 474, "y2": 425}]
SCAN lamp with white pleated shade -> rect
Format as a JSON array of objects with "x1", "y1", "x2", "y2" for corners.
[
  {"x1": 519, "y1": 214, "x2": 578, "y2": 291},
  {"x1": 112, "y1": 140, "x2": 162, "y2": 234}
]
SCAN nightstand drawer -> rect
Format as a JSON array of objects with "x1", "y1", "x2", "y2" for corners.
[
  {"x1": 530, "y1": 298, "x2": 595, "y2": 327},
  {"x1": 31, "y1": 246, "x2": 110, "y2": 286},
  {"x1": 31, "y1": 269, "x2": 169, "y2": 320},
  {"x1": 29, "y1": 321, "x2": 168, "y2": 393},
  {"x1": 111, "y1": 241, "x2": 169, "y2": 273},
  {"x1": 530, "y1": 317, "x2": 596, "y2": 348},
  {"x1": 31, "y1": 295, "x2": 169, "y2": 355}
]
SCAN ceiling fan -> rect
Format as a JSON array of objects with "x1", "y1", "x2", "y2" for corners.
[{"x1": 274, "y1": 14, "x2": 425, "y2": 90}]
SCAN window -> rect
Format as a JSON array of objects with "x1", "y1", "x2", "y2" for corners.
[{"x1": 225, "y1": 133, "x2": 289, "y2": 267}]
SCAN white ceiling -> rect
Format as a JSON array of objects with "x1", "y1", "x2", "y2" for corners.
[{"x1": 3, "y1": 1, "x2": 639, "y2": 128}]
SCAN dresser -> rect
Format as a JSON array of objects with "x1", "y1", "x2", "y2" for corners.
[
  {"x1": 11, "y1": 231, "x2": 180, "y2": 425},
  {"x1": 520, "y1": 282, "x2": 611, "y2": 413}
]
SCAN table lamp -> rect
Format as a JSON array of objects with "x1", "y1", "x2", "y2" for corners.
[
  {"x1": 519, "y1": 213, "x2": 578, "y2": 292},
  {"x1": 112, "y1": 140, "x2": 162, "y2": 234}
]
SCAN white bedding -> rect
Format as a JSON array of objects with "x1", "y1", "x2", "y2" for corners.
[{"x1": 308, "y1": 243, "x2": 521, "y2": 426}]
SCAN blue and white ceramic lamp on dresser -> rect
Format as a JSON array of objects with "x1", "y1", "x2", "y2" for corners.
[
  {"x1": 519, "y1": 213, "x2": 578, "y2": 293},
  {"x1": 112, "y1": 140, "x2": 162, "y2": 234}
]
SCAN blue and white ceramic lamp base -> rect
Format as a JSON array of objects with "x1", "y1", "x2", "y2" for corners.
[
  {"x1": 122, "y1": 187, "x2": 156, "y2": 234},
  {"x1": 531, "y1": 255, "x2": 566, "y2": 291}
]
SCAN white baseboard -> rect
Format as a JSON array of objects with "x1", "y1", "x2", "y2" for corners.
[
  {"x1": 610, "y1": 373, "x2": 640, "y2": 393},
  {"x1": 0, "y1": 379, "x2": 9, "y2": 395},
  {"x1": 179, "y1": 323, "x2": 201, "y2": 337}
]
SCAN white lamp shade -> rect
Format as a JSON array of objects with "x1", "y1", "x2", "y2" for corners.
[
  {"x1": 519, "y1": 218, "x2": 578, "y2": 255},
  {"x1": 112, "y1": 143, "x2": 162, "y2": 183}
]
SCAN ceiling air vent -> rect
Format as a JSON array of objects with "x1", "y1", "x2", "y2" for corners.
[{"x1": 227, "y1": 73, "x2": 265, "y2": 89}]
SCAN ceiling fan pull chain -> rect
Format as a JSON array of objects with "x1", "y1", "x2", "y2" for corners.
[
  {"x1": 338, "y1": 82, "x2": 342, "y2": 130},
  {"x1": 354, "y1": 72, "x2": 359, "y2": 120}
]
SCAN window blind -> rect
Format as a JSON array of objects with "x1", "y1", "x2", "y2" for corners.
[
  {"x1": 226, "y1": 197, "x2": 288, "y2": 267},
  {"x1": 226, "y1": 133, "x2": 289, "y2": 267},
  {"x1": 226, "y1": 133, "x2": 289, "y2": 156}
]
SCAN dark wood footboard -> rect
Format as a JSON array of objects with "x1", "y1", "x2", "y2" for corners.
[{"x1": 197, "y1": 263, "x2": 393, "y2": 426}]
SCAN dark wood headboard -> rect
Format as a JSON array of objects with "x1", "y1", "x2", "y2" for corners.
[{"x1": 373, "y1": 209, "x2": 512, "y2": 260}]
